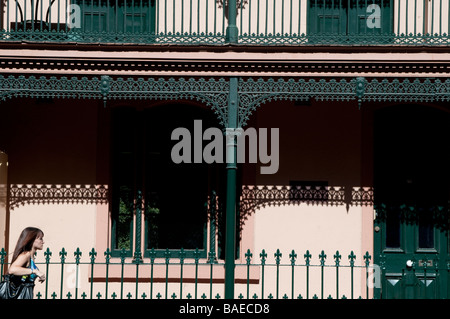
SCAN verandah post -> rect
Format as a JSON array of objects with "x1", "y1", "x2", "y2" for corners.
[
  {"x1": 226, "y1": 0, "x2": 239, "y2": 43},
  {"x1": 224, "y1": 77, "x2": 239, "y2": 299}
]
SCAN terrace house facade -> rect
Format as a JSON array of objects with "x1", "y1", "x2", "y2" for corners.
[{"x1": 0, "y1": 0, "x2": 450, "y2": 299}]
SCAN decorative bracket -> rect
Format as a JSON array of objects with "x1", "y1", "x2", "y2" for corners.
[
  {"x1": 355, "y1": 77, "x2": 366, "y2": 109},
  {"x1": 100, "y1": 75, "x2": 111, "y2": 107}
]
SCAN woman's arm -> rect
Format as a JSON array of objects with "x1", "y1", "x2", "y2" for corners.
[
  {"x1": 9, "y1": 252, "x2": 46, "y2": 282},
  {"x1": 8, "y1": 252, "x2": 33, "y2": 276}
]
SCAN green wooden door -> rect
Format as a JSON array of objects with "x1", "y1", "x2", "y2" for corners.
[
  {"x1": 373, "y1": 105, "x2": 450, "y2": 299},
  {"x1": 308, "y1": 0, "x2": 393, "y2": 42}
]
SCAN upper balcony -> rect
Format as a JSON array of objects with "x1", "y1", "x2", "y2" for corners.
[{"x1": 0, "y1": 0, "x2": 449, "y2": 47}]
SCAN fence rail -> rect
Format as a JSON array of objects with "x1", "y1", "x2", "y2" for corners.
[
  {"x1": 1, "y1": 0, "x2": 449, "y2": 45},
  {"x1": 1, "y1": 247, "x2": 377, "y2": 299}
]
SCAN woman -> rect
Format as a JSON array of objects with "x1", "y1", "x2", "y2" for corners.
[{"x1": 6, "y1": 227, "x2": 46, "y2": 298}]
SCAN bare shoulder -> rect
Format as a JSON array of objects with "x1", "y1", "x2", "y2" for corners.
[
  {"x1": 19, "y1": 251, "x2": 32, "y2": 259},
  {"x1": 13, "y1": 251, "x2": 31, "y2": 266}
]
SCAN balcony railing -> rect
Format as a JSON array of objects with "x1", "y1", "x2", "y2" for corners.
[
  {"x1": 1, "y1": 0, "x2": 449, "y2": 46},
  {"x1": 0, "y1": 247, "x2": 376, "y2": 299}
]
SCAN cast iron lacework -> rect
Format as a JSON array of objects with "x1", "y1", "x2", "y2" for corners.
[
  {"x1": 9, "y1": 184, "x2": 108, "y2": 209},
  {"x1": 237, "y1": 77, "x2": 450, "y2": 127},
  {"x1": 239, "y1": 185, "x2": 374, "y2": 220},
  {"x1": 3, "y1": 22, "x2": 450, "y2": 46},
  {"x1": 1, "y1": 75, "x2": 450, "y2": 128},
  {"x1": 0, "y1": 75, "x2": 230, "y2": 126}
]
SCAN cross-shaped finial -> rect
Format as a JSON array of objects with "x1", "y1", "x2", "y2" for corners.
[
  {"x1": 319, "y1": 250, "x2": 327, "y2": 266},
  {"x1": 289, "y1": 250, "x2": 297, "y2": 266},
  {"x1": 260, "y1": 249, "x2": 267, "y2": 265},
  {"x1": 274, "y1": 249, "x2": 282, "y2": 264},
  {"x1": 348, "y1": 251, "x2": 356, "y2": 266},
  {"x1": 304, "y1": 250, "x2": 312, "y2": 266},
  {"x1": 334, "y1": 251, "x2": 341, "y2": 266},
  {"x1": 245, "y1": 249, "x2": 253, "y2": 265}
]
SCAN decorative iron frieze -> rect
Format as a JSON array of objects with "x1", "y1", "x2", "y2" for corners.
[
  {"x1": 0, "y1": 75, "x2": 230, "y2": 126},
  {"x1": 239, "y1": 185, "x2": 375, "y2": 219},
  {"x1": 1, "y1": 75, "x2": 450, "y2": 128},
  {"x1": 237, "y1": 77, "x2": 450, "y2": 126},
  {"x1": 9, "y1": 184, "x2": 108, "y2": 209}
]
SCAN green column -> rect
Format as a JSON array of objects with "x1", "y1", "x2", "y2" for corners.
[
  {"x1": 225, "y1": 0, "x2": 238, "y2": 43},
  {"x1": 224, "y1": 77, "x2": 238, "y2": 299},
  {"x1": 134, "y1": 190, "x2": 143, "y2": 262}
]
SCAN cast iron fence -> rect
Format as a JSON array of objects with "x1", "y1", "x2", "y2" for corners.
[
  {"x1": 1, "y1": 0, "x2": 449, "y2": 45},
  {"x1": 1, "y1": 247, "x2": 376, "y2": 299}
]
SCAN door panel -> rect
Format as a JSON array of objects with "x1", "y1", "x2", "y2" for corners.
[{"x1": 373, "y1": 105, "x2": 450, "y2": 299}]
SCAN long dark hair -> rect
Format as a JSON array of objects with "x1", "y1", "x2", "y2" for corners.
[{"x1": 11, "y1": 227, "x2": 44, "y2": 263}]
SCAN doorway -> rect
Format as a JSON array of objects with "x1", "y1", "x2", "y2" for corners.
[{"x1": 373, "y1": 105, "x2": 450, "y2": 299}]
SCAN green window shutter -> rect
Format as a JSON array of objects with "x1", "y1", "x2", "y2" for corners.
[
  {"x1": 308, "y1": 0, "x2": 347, "y2": 35},
  {"x1": 349, "y1": 0, "x2": 392, "y2": 35},
  {"x1": 73, "y1": 0, "x2": 155, "y2": 34},
  {"x1": 308, "y1": 0, "x2": 392, "y2": 38}
]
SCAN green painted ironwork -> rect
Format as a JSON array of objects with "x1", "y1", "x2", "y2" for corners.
[
  {"x1": 1, "y1": 75, "x2": 450, "y2": 128},
  {"x1": 1, "y1": 0, "x2": 450, "y2": 46},
  {"x1": 1, "y1": 243, "x2": 447, "y2": 299},
  {"x1": 0, "y1": 246, "x2": 381, "y2": 299},
  {"x1": 224, "y1": 76, "x2": 239, "y2": 299},
  {"x1": 225, "y1": 0, "x2": 239, "y2": 42},
  {"x1": 0, "y1": 75, "x2": 230, "y2": 126}
]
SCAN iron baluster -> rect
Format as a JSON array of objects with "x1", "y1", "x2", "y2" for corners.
[
  {"x1": 260, "y1": 249, "x2": 267, "y2": 298},
  {"x1": 74, "y1": 248, "x2": 82, "y2": 299},
  {"x1": 194, "y1": 248, "x2": 200, "y2": 299},
  {"x1": 245, "y1": 249, "x2": 252, "y2": 299},
  {"x1": 164, "y1": 248, "x2": 171, "y2": 299},
  {"x1": 149, "y1": 248, "x2": 156, "y2": 299},
  {"x1": 59, "y1": 248, "x2": 67, "y2": 299},
  {"x1": 289, "y1": 250, "x2": 297, "y2": 299},
  {"x1": 348, "y1": 251, "x2": 356, "y2": 299},
  {"x1": 304, "y1": 250, "x2": 311, "y2": 299},
  {"x1": 104, "y1": 248, "x2": 112, "y2": 300},
  {"x1": 364, "y1": 251, "x2": 371, "y2": 299},
  {"x1": 44, "y1": 248, "x2": 52, "y2": 299},
  {"x1": 89, "y1": 248, "x2": 97, "y2": 299},
  {"x1": 319, "y1": 250, "x2": 327, "y2": 299},
  {"x1": 274, "y1": 249, "x2": 282, "y2": 299},
  {"x1": 119, "y1": 248, "x2": 126, "y2": 299},
  {"x1": 334, "y1": 250, "x2": 341, "y2": 299},
  {"x1": 179, "y1": 248, "x2": 186, "y2": 299},
  {"x1": 208, "y1": 250, "x2": 216, "y2": 299}
]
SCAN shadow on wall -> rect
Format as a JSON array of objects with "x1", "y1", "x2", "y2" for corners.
[{"x1": 238, "y1": 184, "x2": 373, "y2": 231}]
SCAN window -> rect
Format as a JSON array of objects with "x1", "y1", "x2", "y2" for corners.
[
  {"x1": 73, "y1": 0, "x2": 156, "y2": 34},
  {"x1": 110, "y1": 105, "x2": 225, "y2": 258},
  {"x1": 308, "y1": 0, "x2": 392, "y2": 37}
]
